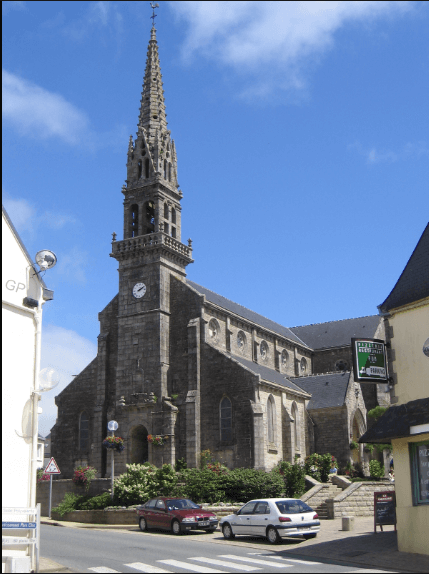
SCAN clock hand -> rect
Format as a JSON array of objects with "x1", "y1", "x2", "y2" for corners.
[{"x1": 137, "y1": 286, "x2": 145, "y2": 292}]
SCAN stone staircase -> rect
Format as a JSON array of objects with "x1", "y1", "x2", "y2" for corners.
[{"x1": 301, "y1": 483, "x2": 343, "y2": 519}]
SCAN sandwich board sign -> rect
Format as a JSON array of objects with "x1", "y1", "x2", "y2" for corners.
[
  {"x1": 44, "y1": 457, "x2": 61, "y2": 474},
  {"x1": 352, "y1": 338, "x2": 388, "y2": 383}
]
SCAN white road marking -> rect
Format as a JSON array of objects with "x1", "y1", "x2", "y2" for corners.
[
  {"x1": 250, "y1": 554, "x2": 323, "y2": 565},
  {"x1": 189, "y1": 557, "x2": 260, "y2": 571},
  {"x1": 125, "y1": 562, "x2": 173, "y2": 573},
  {"x1": 88, "y1": 568, "x2": 120, "y2": 573},
  {"x1": 347, "y1": 570, "x2": 397, "y2": 573},
  {"x1": 219, "y1": 555, "x2": 290, "y2": 568},
  {"x1": 158, "y1": 559, "x2": 225, "y2": 573}
]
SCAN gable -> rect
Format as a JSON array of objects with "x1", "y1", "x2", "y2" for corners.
[{"x1": 290, "y1": 372, "x2": 350, "y2": 409}]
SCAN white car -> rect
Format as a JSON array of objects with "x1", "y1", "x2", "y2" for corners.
[{"x1": 219, "y1": 498, "x2": 320, "y2": 544}]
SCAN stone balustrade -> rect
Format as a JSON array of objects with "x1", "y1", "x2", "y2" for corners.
[{"x1": 110, "y1": 232, "x2": 192, "y2": 261}]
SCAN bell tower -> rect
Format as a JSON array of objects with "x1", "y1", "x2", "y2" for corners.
[{"x1": 109, "y1": 19, "x2": 193, "y2": 467}]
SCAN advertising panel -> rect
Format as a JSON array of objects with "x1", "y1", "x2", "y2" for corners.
[{"x1": 352, "y1": 338, "x2": 388, "y2": 383}]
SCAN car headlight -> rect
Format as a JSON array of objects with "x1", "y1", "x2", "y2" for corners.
[{"x1": 181, "y1": 517, "x2": 196, "y2": 523}]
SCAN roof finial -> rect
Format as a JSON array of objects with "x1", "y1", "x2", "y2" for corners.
[{"x1": 150, "y1": 2, "x2": 159, "y2": 28}]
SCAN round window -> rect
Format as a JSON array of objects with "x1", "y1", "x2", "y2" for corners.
[{"x1": 335, "y1": 360, "x2": 348, "y2": 371}]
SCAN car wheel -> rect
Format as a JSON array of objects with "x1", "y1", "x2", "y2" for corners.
[
  {"x1": 139, "y1": 517, "x2": 148, "y2": 532},
  {"x1": 222, "y1": 523, "x2": 235, "y2": 540},
  {"x1": 303, "y1": 533, "x2": 317, "y2": 539},
  {"x1": 266, "y1": 526, "x2": 281, "y2": 544},
  {"x1": 171, "y1": 519, "x2": 182, "y2": 535}
]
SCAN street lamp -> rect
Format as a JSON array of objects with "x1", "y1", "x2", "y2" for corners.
[{"x1": 107, "y1": 420, "x2": 118, "y2": 499}]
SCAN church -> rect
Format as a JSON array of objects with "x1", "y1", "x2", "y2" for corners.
[{"x1": 51, "y1": 23, "x2": 389, "y2": 479}]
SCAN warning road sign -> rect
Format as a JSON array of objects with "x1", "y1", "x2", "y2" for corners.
[{"x1": 44, "y1": 457, "x2": 61, "y2": 474}]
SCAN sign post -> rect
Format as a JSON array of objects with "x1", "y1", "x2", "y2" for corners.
[
  {"x1": 44, "y1": 457, "x2": 61, "y2": 519},
  {"x1": 352, "y1": 338, "x2": 388, "y2": 383}
]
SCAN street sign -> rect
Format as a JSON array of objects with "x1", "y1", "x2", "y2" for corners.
[
  {"x1": 2, "y1": 536, "x2": 37, "y2": 545},
  {"x1": 44, "y1": 457, "x2": 61, "y2": 474},
  {"x1": 2, "y1": 522, "x2": 36, "y2": 529},
  {"x1": 352, "y1": 338, "x2": 388, "y2": 383}
]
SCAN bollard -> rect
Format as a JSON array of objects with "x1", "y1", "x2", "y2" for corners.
[{"x1": 342, "y1": 516, "x2": 355, "y2": 531}]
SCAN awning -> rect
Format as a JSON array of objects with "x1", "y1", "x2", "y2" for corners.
[{"x1": 359, "y1": 398, "x2": 429, "y2": 444}]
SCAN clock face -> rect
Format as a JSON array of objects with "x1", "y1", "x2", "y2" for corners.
[{"x1": 132, "y1": 282, "x2": 146, "y2": 299}]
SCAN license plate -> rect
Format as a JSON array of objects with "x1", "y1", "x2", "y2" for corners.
[
  {"x1": 299, "y1": 527, "x2": 310, "y2": 531},
  {"x1": 199, "y1": 521, "x2": 209, "y2": 527}
]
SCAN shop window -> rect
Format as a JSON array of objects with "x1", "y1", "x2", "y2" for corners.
[{"x1": 410, "y1": 441, "x2": 429, "y2": 505}]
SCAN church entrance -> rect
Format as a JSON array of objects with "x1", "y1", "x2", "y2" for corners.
[{"x1": 130, "y1": 425, "x2": 149, "y2": 464}]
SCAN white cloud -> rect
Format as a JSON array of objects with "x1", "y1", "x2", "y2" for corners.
[
  {"x1": 2, "y1": 69, "x2": 89, "y2": 144},
  {"x1": 2, "y1": 1, "x2": 25, "y2": 15},
  {"x1": 39, "y1": 324, "x2": 97, "y2": 436},
  {"x1": 55, "y1": 246, "x2": 89, "y2": 285},
  {"x1": 2, "y1": 193, "x2": 76, "y2": 239},
  {"x1": 169, "y1": 1, "x2": 412, "y2": 98},
  {"x1": 350, "y1": 141, "x2": 429, "y2": 164}
]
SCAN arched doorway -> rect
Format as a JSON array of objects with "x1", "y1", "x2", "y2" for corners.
[
  {"x1": 351, "y1": 416, "x2": 360, "y2": 464},
  {"x1": 130, "y1": 425, "x2": 148, "y2": 464},
  {"x1": 350, "y1": 409, "x2": 366, "y2": 465}
]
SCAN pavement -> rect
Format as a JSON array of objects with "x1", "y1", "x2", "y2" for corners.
[{"x1": 39, "y1": 516, "x2": 429, "y2": 573}]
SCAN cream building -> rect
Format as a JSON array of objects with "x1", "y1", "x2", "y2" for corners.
[
  {"x1": 360, "y1": 222, "x2": 429, "y2": 555},
  {"x1": 2, "y1": 206, "x2": 54, "y2": 572}
]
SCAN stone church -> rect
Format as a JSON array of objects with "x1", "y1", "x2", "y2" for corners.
[{"x1": 51, "y1": 24, "x2": 389, "y2": 478}]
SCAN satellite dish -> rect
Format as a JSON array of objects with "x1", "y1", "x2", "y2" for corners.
[
  {"x1": 38, "y1": 367, "x2": 60, "y2": 392},
  {"x1": 35, "y1": 250, "x2": 57, "y2": 271},
  {"x1": 107, "y1": 420, "x2": 118, "y2": 431}
]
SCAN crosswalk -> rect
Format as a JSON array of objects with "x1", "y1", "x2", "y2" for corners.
[{"x1": 87, "y1": 552, "x2": 394, "y2": 573}]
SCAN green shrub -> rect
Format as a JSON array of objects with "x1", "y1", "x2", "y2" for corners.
[
  {"x1": 367, "y1": 406, "x2": 388, "y2": 421},
  {"x1": 278, "y1": 460, "x2": 305, "y2": 497},
  {"x1": 155, "y1": 464, "x2": 178, "y2": 496},
  {"x1": 174, "y1": 458, "x2": 188, "y2": 472},
  {"x1": 369, "y1": 460, "x2": 385, "y2": 479},
  {"x1": 77, "y1": 492, "x2": 112, "y2": 510},
  {"x1": 113, "y1": 463, "x2": 158, "y2": 506},
  {"x1": 179, "y1": 468, "x2": 225, "y2": 503},
  {"x1": 52, "y1": 493, "x2": 82, "y2": 517},
  {"x1": 304, "y1": 453, "x2": 333, "y2": 483},
  {"x1": 220, "y1": 468, "x2": 284, "y2": 502}
]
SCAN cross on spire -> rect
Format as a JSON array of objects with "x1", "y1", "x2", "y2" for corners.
[{"x1": 150, "y1": 2, "x2": 159, "y2": 28}]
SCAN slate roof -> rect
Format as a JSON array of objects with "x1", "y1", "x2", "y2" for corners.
[
  {"x1": 289, "y1": 372, "x2": 351, "y2": 409},
  {"x1": 359, "y1": 398, "x2": 429, "y2": 443},
  {"x1": 289, "y1": 316, "x2": 381, "y2": 350},
  {"x1": 379, "y1": 223, "x2": 429, "y2": 312},
  {"x1": 187, "y1": 280, "x2": 308, "y2": 347},
  {"x1": 230, "y1": 355, "x2": 310, "y2": 395}
]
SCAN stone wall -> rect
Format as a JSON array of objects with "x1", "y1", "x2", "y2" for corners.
[
  {"x1": 309, "y1": 406, "x2": 350, "y2": 466},
  {"x1": 325, "y1": 480, "x2": 395, "y2": 518},
  {"x1": 37, "y1": 478, "x2": 111, "y2": 516}
]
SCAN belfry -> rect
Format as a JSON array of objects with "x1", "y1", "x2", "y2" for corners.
[{"x1": 51, "y1": 16, "x2": 388, "y2": 479}]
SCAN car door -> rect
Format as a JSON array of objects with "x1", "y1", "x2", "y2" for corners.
[
  {"x1": 154, "y1": 499, "x2": 170, "y2": 530},
  {"x1": 231, "y1": 501, "x2": 257, "y2": 535},
  {"x1": 250, "y1": 501, "x2": 271, "y2": 536},
  {"x1": 143, "y1": 499, "x2": 158, "y2": 527}
]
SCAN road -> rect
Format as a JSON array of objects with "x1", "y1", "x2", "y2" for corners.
[{"x1": 40, "y1": 525, "x2": 394, "y2": 573}]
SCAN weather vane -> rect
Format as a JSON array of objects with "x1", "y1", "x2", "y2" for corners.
[{"x1": 150, "y1": 3, "x2": 159, "y2": 27}]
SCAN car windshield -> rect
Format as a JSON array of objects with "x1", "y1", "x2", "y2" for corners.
[
  {"x1": 166, "y1": 499, "x2": 200, "y2": 510},
  {"x1": 276, "y1": 500, "x2": 313, "y2": 514}
]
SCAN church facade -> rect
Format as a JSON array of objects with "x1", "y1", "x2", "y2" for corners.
[{"x1": 51, "y1": 25, "x2": 388, "y2": 479}]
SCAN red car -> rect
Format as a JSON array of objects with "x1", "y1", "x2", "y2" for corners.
[{"x1": 136, "y1": 497, "x2": 218, "y2": 535}]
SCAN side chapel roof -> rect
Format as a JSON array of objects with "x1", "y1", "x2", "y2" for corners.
[
  {"x1": 187, "y1": 280, "x2": 308, "y2": 348},
  {"x1": 290, "y1": 372, "x2": 351, "y2": 409},
  {"x1": 289, "y1": 315, "x2": 381, "y2": 350}
]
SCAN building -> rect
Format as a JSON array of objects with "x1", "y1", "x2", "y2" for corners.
[
  {"x1": 360, "y1": 223, "x2": 429, "y2": 555},
  {"x1": 51, "y1": 24, "x2": 389, "y2": 479},
  {"x1": 2, "y1": 205, "x2": 54, "y2": 572}
]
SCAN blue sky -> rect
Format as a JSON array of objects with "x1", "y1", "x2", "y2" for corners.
[{"x1": 3, "y1": 1, "x2": 428, "y2": 436}]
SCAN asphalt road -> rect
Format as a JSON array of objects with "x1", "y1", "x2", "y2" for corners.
[{"x1": 40, "y1": 525, "x2": 394, "y2": 573}]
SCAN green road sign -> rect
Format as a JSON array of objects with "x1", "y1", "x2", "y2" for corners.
[{"x1": 352, "y1": 338, "x2": 388, "y2": 383}]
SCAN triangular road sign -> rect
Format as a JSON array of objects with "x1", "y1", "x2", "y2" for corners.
[{"x1": 44, "y1": 457, "x2": 61, "y2": 474}]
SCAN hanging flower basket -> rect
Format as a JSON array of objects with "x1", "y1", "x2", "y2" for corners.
[
  {"x1": 147, "y1": 434, "x2": 168, "y2": 447},
  {"x1": 103, "y1": 436, "x2": 125, "y2": 452}
]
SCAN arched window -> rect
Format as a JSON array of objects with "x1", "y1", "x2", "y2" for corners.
[
  {"x1": 138, "y1": 161, "x2": 142, "y2": 179},
  {"x1": 144, "y1": 158, "x2": 150, "y2": 178},
  {"x1": 145, "y1": 201, "x2": 155, "y2": 234},
  {"x1": 168, "y1": 162, "x2": 172, "y2": 182},
  {"x1": 130, "y1": 425, "x2": 148, "y2": 464},
  {"x1": 164, "y1": 203, "x2": 169, "y2": 219},
  {"x1": 164, "y1": 159, "x2": 167, "y2": 179},
  {"x1": 267, "y1": 395, "x2": 276, "y2": 444},
  {"x1": 79, "y1": 412, "x2": 89, "y2": 451},
  {"x1": 130, "y1": 204, "x2": 139, "y2": 237},
  {"x1": 291, "y1": 402, "x2": 299, "y2": 451},
  {"x1": 220, "y1": 397, "x2": 232, "y2": 442},
  {"x1": 171, "y1": 208, "x2": 176, "y2": 224}
]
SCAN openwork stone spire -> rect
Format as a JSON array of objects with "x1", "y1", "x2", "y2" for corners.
[{"x1": 126, "y1": 24, "x2": 178, "y2": 190}]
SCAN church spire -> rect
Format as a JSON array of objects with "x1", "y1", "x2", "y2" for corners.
[{"x1": 126, "y1": 12, "x2": 178, "y2": 191}]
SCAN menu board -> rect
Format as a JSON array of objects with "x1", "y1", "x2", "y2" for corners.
[
  {"x1": 374, "y1": 491, "x2": 396, "y2": 532},
  {"x1": 416, "y1": 443, "x2": 429, "y2": 503}
]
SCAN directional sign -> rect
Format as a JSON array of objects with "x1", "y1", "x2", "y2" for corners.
[
  {"x1": 44, "y1": 457, "x2": 61, "y2": 474},
  {"x1": 352, "y1": 338, "x2": 388, "y2": 383},
  {"x1": 2, "y1": 522, "x2": 36, "y2": 529},
  {"x1": 2, "y1": 536, "x2": 37, "y2": 545},
  {"x1": 2, "y1": 507, "x2": 37, "y2": 515}
]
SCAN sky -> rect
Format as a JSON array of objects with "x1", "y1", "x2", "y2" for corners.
[{"x1": 2, "y1": 1, "x2": 429, "y2": 436}]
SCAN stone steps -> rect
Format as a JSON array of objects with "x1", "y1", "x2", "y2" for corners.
[{"x1": 303, "y1": 483, "x2": 342, "y2": 519}]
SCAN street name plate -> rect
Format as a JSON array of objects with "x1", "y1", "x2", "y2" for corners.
[{"x1": 2, "y1": 522, "x2": 37, "y2": 529}]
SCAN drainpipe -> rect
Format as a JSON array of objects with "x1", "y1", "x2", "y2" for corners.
[{"x1": 30, "y1": 279, "x2": 43, "y2": 509}]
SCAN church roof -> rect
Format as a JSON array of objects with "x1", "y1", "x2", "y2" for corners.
[
  {"x1": 289, "y1": 372, "x2": 351, "y2": 409},
  {"x1": 289, "y1": 315, "x2": 381, "y2": 350},
  {"x1": 378, "y1": 222, "x2": 429, "y2": 312},
  {"x1": 232, "y1": 355, "x2": 310, "y2": 395},
  {"x1": 187, "y1": 280, "x2": 308, "y2": 348}
]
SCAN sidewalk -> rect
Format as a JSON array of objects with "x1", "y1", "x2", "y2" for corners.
[{"x1": 40, "y1": 516, "x2": 429, "y2": 573}]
